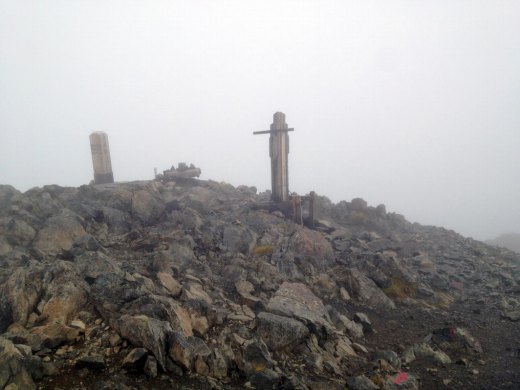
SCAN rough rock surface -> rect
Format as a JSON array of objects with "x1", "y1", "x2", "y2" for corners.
[{"x1": 0, "y1": 180, "x2": 519, "y2": 389}]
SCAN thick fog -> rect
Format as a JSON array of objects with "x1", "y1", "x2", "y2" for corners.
[{"x1": 1, "y1": 1, "x2": 519, "y2": 240}]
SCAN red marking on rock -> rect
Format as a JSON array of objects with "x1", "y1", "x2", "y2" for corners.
[{"x1": 393, "y1": 372, "x2": 409, "y2": 385}]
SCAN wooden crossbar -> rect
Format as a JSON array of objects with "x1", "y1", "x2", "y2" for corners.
[{"x1": 253, "y1": 128, "x2": 295, "y2": 135}]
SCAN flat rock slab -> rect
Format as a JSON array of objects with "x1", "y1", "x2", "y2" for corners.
[{"x1": 266, "y1": 282, "x2": 331, "y2": 328}]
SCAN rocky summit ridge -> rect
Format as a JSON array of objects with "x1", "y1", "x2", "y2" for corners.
[{"x1": 0, "y1": 179, "x2": 519, "y2": 390}]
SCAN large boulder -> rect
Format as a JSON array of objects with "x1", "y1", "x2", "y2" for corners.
[
  {"x1": 32, "y1": 210, "x2": 86, "y2": 256},
  {"x1": 266, "y1": 282, "x2": 332, "y2": 331}
]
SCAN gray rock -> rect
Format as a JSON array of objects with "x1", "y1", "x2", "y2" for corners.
[
  {"x1": 131, "y1": 189, "x2": 165, "y2": 225},
  {"x1": 144, "y1": 355, "x2": 158, "y2": 378},
  {"x1": 0, "y1": 336, "x2": 37, "y2": 390},
  {"x1": 256, "y1": 312, "x2": 309, "y2": 351},
  {"x1": 403, "y1": 343, "x2": 452, "y2": 365},
  {"x1": 249, "y1": 368, "x2": 281, "y2": 389},
  {"x1": 354, "y1": 312, "x2": 373, "y2": 333},
  {"x1": 503, "y1": 310, "x2": 520, "y2": 321},
  {"x1": 168, "y1": 332, "x2": 211, "y2": 372},
  {"x1": 32, "y1": 210, "x2": 87, "y2": 256},
  {"x1": 240, "y1": 338, "x2": 274, "y2": 376},
  {"x1": 122, "y1": 348, "x2": 148, "y2": 368},
  {"x1": 223, "y1": 225, "x2": 257, "y2": 254},
  {"x1": 373, "y1": 349, "x2": 401, "y2": 370},
  {"x1": 266, "y1": 282, "x2": 332, "y2": 330},
  {"x1": 337, "y1": 268, "x2": 396, "y2": 310},
  {"x1": 75, "y1": 355, "x2": 105, "y2": 370},
  {"x1": 347, "y1": 375, "x2": 379, "y2": 390},
  {"x1": 112, "y1": 314, "x2": 172, "y2": 370},
  {"x1": 383, "y1": 372, "x2": 419, "y2": 390}
]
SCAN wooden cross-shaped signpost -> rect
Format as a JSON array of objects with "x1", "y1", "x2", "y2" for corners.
[{"x1": 254, "y1": 112, "x2": 294, "y2": 202}]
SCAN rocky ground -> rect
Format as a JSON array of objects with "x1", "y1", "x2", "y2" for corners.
[{"x1": 0, "y1": 178, "x2": 519, "y2": 390}]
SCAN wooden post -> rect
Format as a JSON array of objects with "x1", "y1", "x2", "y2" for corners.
[
  {"x1": 253, "y1": 112, "x2": 294, "y2": 202},
  {"x1": 308, "y1": 191, "x2": 315, "y2": 228},
  {"x1": 89, "y1": 131, "x2": 114, "y2": 184}
]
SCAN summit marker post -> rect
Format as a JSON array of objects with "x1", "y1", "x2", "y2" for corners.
[{"x1": 253, "y1": 112, "x2": 294, "y2": 202}]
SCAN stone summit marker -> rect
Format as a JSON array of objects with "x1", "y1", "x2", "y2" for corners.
[
  {"x1": 254, "y1": 112, "x2": 294, "y2": 202},
  {"x1": 89, "y1": 131, "x2": 114, "y2": 184}
]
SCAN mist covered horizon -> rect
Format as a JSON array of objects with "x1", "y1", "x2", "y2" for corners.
[{"x1": 1, "y1": 1, "x2": 519, "y2": 241}]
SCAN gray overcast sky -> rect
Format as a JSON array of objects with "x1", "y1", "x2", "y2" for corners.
[{"x1": 1, "y1": 0, "x2": 519, "y2": 240}]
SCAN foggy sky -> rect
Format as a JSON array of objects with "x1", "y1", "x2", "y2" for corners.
[{"x1": 1, "y1": 1, "x2": 519, "y2": 240}]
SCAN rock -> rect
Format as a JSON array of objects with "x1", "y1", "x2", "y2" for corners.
[
  {"x1": 222, "y1": 225, "x2": 256, "y2": 254},
  {"x1": 182, "y1": 283, "x2": 213, "y2": 306},
  {"x1": 333, "y1": 337, "x2": 357, "y2": 359},
  {"x1": 112, "y1": 314, "x2": 172, "y2": 370},
  {"x1": 190, "y1": 313, "x2": 209, "y2": 337},
  {"x1": 249, "y1": 368, "x2": 281, "y2": 389},
  {"x1": 70, "y1": 320, "x2": 86, "y2": 331},
  {"x1": 235, "y1": 280, "x2": 261, "y2": 307},
  {"x1": 6, "y1": 218, "x2": 36, "y2": 247},
  {"x1": 109, "y1": 332, "x2": 122, "y2": 347},
  {"x1": 503, "y1": 310, "x2": 520, "y2": 321},
  {"x1": 351, "y1": 198, "x2": 368, "y2": 211},
  {"x1": 168, "y1": 333, "x2": 211, "y2": 372},
  {"x1": 339, "y1": 287, "x2": 351, "y2": 301},
  {"x1": 131, "y1": 190, "x2": 165, "y2": 225},
  {"x1": 383, "y1": 372, "x2": 419, "y2": 390},
  {"x1": 403, "y1": 343, "x2": 452, "y2": 365},
  {"x1": 347, "y1": 375, "x2": 379, "y2": 390},
  {"x1": 75, "y1": 355, "x2": 105, "y2": 370},
  {"x1": 266, "y1": 282, "x2": 332, "y2": 330},
  {"x1": 30, "y1": 323, "x2": 80, "y2": 349},
  {"x1": 0, "y1": 336, "x2": 37, "y2": 390},
  {"x1": 209, "y1": 349, "x2": 228, "y2": 379},
  {"x1": 373, "y1": 349, "x2": 401, "y2": 370},
  {"x1": 240, "y1": 339, "x2": 274, "y2": 376},
  {"x1": 0, "y1": 265, "x2": 45, "y2": 332},
  {"x1": 157, "y1": 272, "x2": 182, "y2": 296},
  {"x1": 32, "y1": 210, "x2": 87, "y2": 255},
  {"x1": 256, "y1": 312, "x2": 309, "y2": 351},
  {"x1": 122, "y1": 348, "x2": 148, "y2": 368},
  {"x1": 337, "y1": 268, "x2": 396, "y2": 310},
  {"x1": 431, "y1": 327, "x2": 483, "y2": 354},
  {"x1": 354, "y1": 312, "x2": 373, "y2": 333},
  {"x1": 144, "y1": 356, "x2": 158, "y2": 378}
]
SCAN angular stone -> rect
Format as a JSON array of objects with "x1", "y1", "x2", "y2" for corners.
[
  {"x1": 122, "y1": 348, "x2": 148, "y2": 368},
  {"x1": 112, "y1": 314, "x2": 172, "y2": 370},
  {"x1": 266, "y1": 282, "x2": 331, "y2": 329},
  {"x1": 168, "y1": 332, "x2": 211, "y2": 372},
  {"x1": 256, "y1": 312, "x2": 309, "y2": 351},
  {"x1": 235, "y1": 280, "x2": 261, "y2": 307},
  {"x1": 182, "y1": 283, "x2": 212, "y2": 306},
  {"x1": 157, "y1": 272, "x2": 181, "y2": 296},
  {"x1": 32, "y1": 211, "x2": 87, "y2": 256},
  {"x1": 0, "y1": 336, "x2": 37, "y2": 390},
  {"x1": 144, "y1": 356, "x2": 158, "y2": 378},
  {"x1": 30, "y1": 323, "x2": 80, "y2": 349},
  {"x1": 240, "y1": 339, "x2": 273, "y2": 375}
]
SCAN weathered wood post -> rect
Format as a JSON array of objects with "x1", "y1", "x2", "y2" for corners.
[
  {"x1": 254, "y1": 112, "x2": 294, "y2": 202},
  {"x1": 89, "y1": 131, "x2": 114, "y2": 184}
]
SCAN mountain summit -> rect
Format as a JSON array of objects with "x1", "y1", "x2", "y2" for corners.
[{"x1": 0, "y1": 178, "x2": 519, "y2": 389}]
